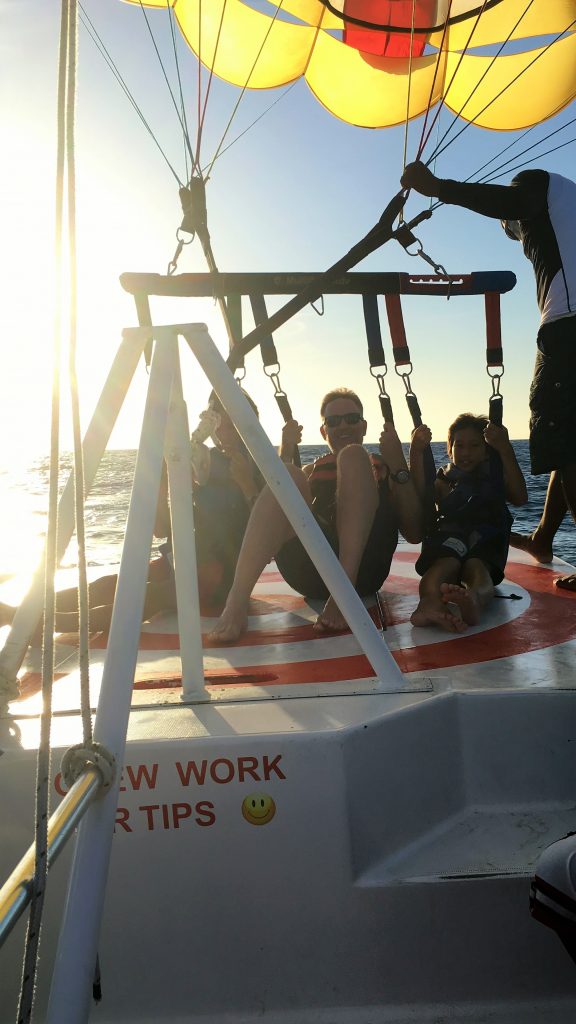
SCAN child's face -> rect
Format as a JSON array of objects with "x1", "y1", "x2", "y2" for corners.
[{"x1": 449, "y1": 427, "x2": 487, "y2": 471}]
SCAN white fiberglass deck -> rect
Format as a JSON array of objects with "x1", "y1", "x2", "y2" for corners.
[{"x1": 1, "y1": 545, "x2": 576, "y2": 1022}]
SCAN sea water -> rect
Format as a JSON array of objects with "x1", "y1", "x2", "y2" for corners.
[{"x1": 0, "y1": 442, "x2": 574, "y2": 585}]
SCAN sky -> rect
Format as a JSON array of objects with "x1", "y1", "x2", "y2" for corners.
[{"x1": 2, "y1": 0, "x2": 576, "y2": 462}]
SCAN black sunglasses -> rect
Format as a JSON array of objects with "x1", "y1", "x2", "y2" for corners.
[{"x1": 323, "y1": 412, "x2": 363, "y2": 428}]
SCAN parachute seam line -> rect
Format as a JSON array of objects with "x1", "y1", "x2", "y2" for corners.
[
  {"x1": 165, "y1": 0, "x2": 196, "y2": 179},
  {"x1": 203, "y1": 82, "x2": 297, "y2": 171},
  {"x1": 474, "y1": 105, "x2": 576, "y2": 184},
  {"x1": 430, "y1": 9, "x2": 576, "y2": 164},
  {"x1": 419, "y1": 0, "x2": 491, "y2": 161},
  {"x1": 78, "y1": 4, "x2": 183, "y2": 185},
  {"x1": 137, "y1": 0, "x2": 197, "y2": 174},
  {"x1": 17, "y1": 2, "x2": 73, "y2": 1018},
  {"x1": 415, "y1": 0, "x2": 454, "y2": 162},
  {"x1": 204, "y1": 1, "x2": 286, "y2": 182}
]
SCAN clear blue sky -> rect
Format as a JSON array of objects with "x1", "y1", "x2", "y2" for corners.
[{"x1": 2, "y1": 0, "x2": 576, "y2": 461}]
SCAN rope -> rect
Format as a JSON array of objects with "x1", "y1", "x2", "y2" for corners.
[
  {"x1": 474, "y1": 109, "x2": 576, "y2": 184},
  {"x1": 61, "y1": 742, "x2": 116, "y2": 791},
  {"x1": 16, "y1": 2, "x2": 73, "y2": 1016},
  {"x1": 67, "y1": 3, "x2": 92, "y2": 746}
]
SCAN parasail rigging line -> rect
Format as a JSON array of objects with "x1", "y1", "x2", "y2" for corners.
[
  {"x1": 163, "y1": 0, "x2": 196, "y2": 181},
  {"x1": 481, "y1": 133, "x2": 576, "y2": 183},
  {"x1": 401, "y1": 0, "x2": 418, "y2": 177},
  {"x1": 464, "y1": 122, "x2": 540, "y2": 184},
  {"x1": 202, "y1": 82, "x2": 297, "y2": 172},
  {"x1": 414, "y1": 0, "x2": 454, "y2": 163},
  {"x1": 426, "y1": 10, "x2": 576, "y2": 166},
  {"x1": 194, "y1": 0, "x2": 231, "y2": 174},
  {"x1": 424, "y1": 0, "x2": 536, "y2": 165},
  {"x1": 418, "y1": 0, "x2": 491, "y2": 163},
  {"x1": 473, "y1": 107, "x2": 576, "y2": 185},
  {"x1": 136, "y1": 0, "x2": 197, "y2": 175},
  {"x1": 79, "y1": 3, "x2": 183, "y2": 186},
  {"x1": 203, "y1": 1, "x2": 306, "y2": 182}
]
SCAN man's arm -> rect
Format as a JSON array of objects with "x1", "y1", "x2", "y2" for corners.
[{"x1": 401, "y1": 162, "x2": 548, "y2": 220}]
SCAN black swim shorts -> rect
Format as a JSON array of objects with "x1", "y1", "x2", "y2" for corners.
[
  {"x1": 275, "y1": 511, "x2": 396, "y2": 600},
  {"x1": 529, "y1": 316, "x2": 576, "y2": 475},
  {"x1": 415, "y1": 528, "x2": 509, "y2": 586}
]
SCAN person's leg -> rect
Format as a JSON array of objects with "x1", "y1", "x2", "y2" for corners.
[
  {"x1": 208, "y1": 466, "x2": 313, "y2": 643},
  {"x1": 555, "y1": 462, "x2": 576, "y2": 590},
  {"x1": 315, "y1": 444, "x2": 378, "y2": 631},
  {"x1": 510, "y1": 471, "x2": 566, "y2": 563},
  {"x1": 446, "y1": 557, "x2": 495, "y2": 625},
  {"x1": 410, "y1": 557, "x2": 468, "y2": 632}
]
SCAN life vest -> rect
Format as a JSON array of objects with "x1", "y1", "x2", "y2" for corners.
[
  {"x1": 435, "y1": 449, "x2": 512, "y2": 541},
  {"x1": 308, "y1": 451, "x2": 388, "y2": 525}
]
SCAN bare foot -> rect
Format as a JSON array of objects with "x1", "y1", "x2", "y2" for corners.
[
  {"x1": 509, "y1": 531, "x2": 553, "y2": 564},
  {"x1": 555, "y1": 574, "x2": 576, "y2": 592},
  {"x1": 410, "y1": 598, "x2": 467, "y2": 633},
  {"x1": 206, "y1": 603, "x2": 248, "y2": 644},
  {"x1": 440, "y1": 582, "x2": 480, "y2": 625},
  {"x1": 313, "y1": 596, "x2": 349, "y2": 633},
  {"x1": 0, "y1": 601, "x2": 16, "y2": 627}
]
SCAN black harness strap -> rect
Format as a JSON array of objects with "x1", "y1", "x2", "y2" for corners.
[
  {"x1": 362, "y1": 294, "x2": 394, "y2": 424},
  {"x1": 485, "y1": 292, "x2": 504, "y2": 426},
  {"x1": 249, "y1": 292, "x2": 301, "y2": 468}
]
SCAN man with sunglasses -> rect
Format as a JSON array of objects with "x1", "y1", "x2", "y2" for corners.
[
  {"x1": 208, "y1": 387, "x2": 422, "y2": 641},
  {"x1": 401, "y1": 160, "x2": 576, "y2": 591}
]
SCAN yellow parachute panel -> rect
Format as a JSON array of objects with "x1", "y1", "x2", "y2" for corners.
[
  {"x1": 306, "y1": 36, "x2": 445, "y2": 129},
  {"x1": 174, "y1": 0, "x2": 316, "y2": 89},
  {"x1": 431, "y1": 0, "x2": 576, "y2": 51},
  {"x1": 123, "y1": 0, "x2": 576, "y2": 129},
  {"x1": 443, "y1": 33, "x2": 576, "y2": 130}
]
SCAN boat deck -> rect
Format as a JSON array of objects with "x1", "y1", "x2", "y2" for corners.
[{"x1": 1, "y1": 546, "x2": 576, "y2": 1022}]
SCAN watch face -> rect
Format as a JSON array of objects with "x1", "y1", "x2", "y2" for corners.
[{"x1": 392, "y1": 468, "x2": 410, "y2": 484}]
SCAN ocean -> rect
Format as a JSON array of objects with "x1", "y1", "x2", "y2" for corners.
[{"x1": 0, "y1": 442, "x2": 574, "y2": 586}]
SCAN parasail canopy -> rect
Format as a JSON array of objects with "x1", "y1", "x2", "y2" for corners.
[{"x1": 123, "y1": 0, "x2": 576, "y2": 130}]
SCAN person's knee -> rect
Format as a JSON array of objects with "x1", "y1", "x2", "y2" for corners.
[{"x1": 336, "y1": 443, "x2": 370, "y2": 469}]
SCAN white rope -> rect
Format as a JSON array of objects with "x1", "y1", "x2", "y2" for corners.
[
  {"x1": 61, "y1": 742, "x2": 116, "y2": 791},
  {"x1": 16, "y1": 3, "x2": 75, "y2": 1021}
]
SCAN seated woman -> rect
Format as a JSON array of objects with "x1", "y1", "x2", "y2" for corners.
[{"x1": 0, "y1": 392, "x2": 263, "y2": 635}]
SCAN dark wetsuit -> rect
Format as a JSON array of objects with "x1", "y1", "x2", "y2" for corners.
[
  {"x1": 416, "y1": 451, "x2": 513, "y2": 585},
  {"x1": 159, "y1": 447, "x2": 261, "y2": 606},
  {"x1": 275, "y1": 452, "x2": 398, "y2": 599},
  {"x1": 439, "y1": 170, "x2": 576, "y2": 474}
]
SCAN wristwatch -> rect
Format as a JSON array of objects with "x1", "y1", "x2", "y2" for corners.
[{"x1": 389, "y1": 467, "x2": 411, "y2": 484}]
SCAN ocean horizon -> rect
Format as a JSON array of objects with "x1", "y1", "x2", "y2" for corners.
[{"x1": 0, "y1": 442, "x2": 574, "y2": 583}]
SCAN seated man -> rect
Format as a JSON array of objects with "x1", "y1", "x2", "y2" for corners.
[{"x1": 208, "y1": 387, "x2": 422, "y2": 642}]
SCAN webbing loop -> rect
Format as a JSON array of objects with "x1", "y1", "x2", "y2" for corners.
[{"x1": 310, "y1": 295, "x2": 325, "y2": 316}]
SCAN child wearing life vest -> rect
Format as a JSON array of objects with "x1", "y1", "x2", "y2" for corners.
[{"x1": 409, "y1": 413, "x2": 527, "y2": 633}]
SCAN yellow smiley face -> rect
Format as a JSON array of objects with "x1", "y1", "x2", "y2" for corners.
[{"x1": 241, "y1": 793, "x2": 276, "y2": 826}]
